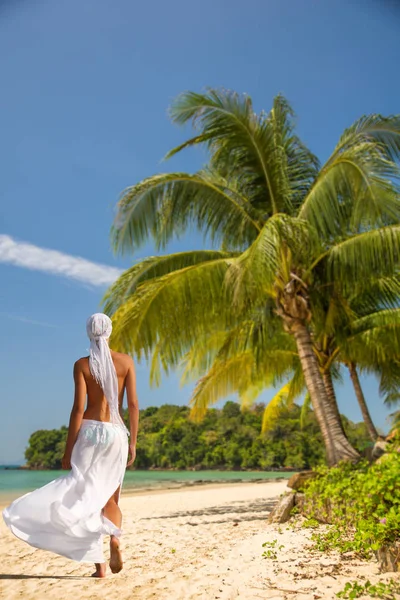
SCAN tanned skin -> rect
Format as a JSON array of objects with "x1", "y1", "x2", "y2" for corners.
[{"x1": 61, "y1": 350, "x2": 139, "y2": 578}]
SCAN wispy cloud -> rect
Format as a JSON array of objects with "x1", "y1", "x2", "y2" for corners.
[
  {"x1": 0, "y1": 235, "x2": 123, "y2": 287},
  {"x1": 0, "y1": 312, "x2": 59, "y2": 329}
]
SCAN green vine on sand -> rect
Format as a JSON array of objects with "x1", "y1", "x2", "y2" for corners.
[
  {"x1": 261, "y1": 539, "x2": 285, "y2": 559},
  {"x1": 336, "y1": 579, "x2": 400, "y2": 599},
  {"x1": 303, "y1": 437, "x2": 400, "y2": 559}
]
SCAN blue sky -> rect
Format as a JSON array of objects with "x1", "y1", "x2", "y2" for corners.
[{"x1": 0, "y1": 0, "x2": 398, "y2": 463}]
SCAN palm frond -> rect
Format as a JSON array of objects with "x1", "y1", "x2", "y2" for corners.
[
  {"x1": 164, "y1": 132, "x2": 215, "y2": 159},
  {"x1": 378, "y1": 360, "x2": 400, "y2": 406},
  {"x1": 352, "y1": 307, "x2": 400, "y2": 334},
  {"x1": 168, "y1": 90, "x2": 315, "y2": 215},
  {"x1": 312, "y1": 293, "x2": 354, "y2": 341},
  {"x1": 261, "y1": 382, "x2": 292, "y2": 434},
  {"x1": 149, "y1": 338, "x2": 174, "y2": 387},
  {"x1": 190, "y1": 347, "x2": 298, "y2": 422},
  {"x1": 286, "y1": 363, "x2": 306, "y2": 402},
  {"x1": 239, "y1": 381, "x2": 265, "y2": 409},
  {"x1": 344, "y1": 327, "x2": 400, "y2": 368},
  {"x1": 112, "y1": 171, "x2": 262, "y2": 253},
  {"x1": 227, "y1": 213, "x2": 318, "y2": 306},
  {"x1": 180, "y1": 330, "x2": 230, "y2": 386},
  {"x1": 269, "y1": 95, "x2": 320, "y2": 211},
  {"x1": 349, "y1": 275, "x2": 400, "y2": 315},
  {"x1": 323, "y1": 225, "x2": 400, "y2": 289},
  {"x1": 110, "y1": 256, "x2": 235, "y2": 358},
  {"x1": 261, "y1": 368, "x2": 305, "y2": 434},
  {"x1": 103, "y1": 250, "x2": 235, "y2": 315},
  {"x1": 336, "y1": 113, "x2": 400, "y2": 164},
  {"x1": 189, "y1": 353, "x2": 257, "y2": 422},
  {"x1": 211, "y1": 311, "x2": 297, "y2": 363},
  {"x1": 299, "y1": 142, "x2": 400, "y2": 239},
  {"x1": 339, "y1": 308, "x2": 400, "y2": 381}
]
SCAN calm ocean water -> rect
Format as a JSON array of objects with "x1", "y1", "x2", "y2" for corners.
[{"x1": 0, "y1": 468, "x2": 291, "y2": 504}]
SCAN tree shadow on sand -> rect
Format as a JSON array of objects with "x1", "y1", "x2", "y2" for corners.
[
  {"x1": 0, "y1": 574, "x2": 88, "y2": 580},
  {"x1": 140, "y1": 497, "x2": 278, "y2": 525}
]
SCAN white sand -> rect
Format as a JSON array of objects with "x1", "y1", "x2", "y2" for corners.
[{"x1": 0, "y1": 480, "x2": 396, "y2": 599}]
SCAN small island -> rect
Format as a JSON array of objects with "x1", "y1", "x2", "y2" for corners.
[{"x1": 23, "y1": 401, "x2": 372, "y2": 471}]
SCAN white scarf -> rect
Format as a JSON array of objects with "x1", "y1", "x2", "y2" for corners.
[{"x1": 86, "y1": 313, "x2": 129, "y2": 433}]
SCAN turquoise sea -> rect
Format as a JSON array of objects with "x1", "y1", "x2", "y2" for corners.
[{"x1": 0, "y1": 468, "x2": 291, "y2": 504}]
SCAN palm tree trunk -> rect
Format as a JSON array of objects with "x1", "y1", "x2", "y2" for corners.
[
  {"x1": 322, "y1": 370, "x2": 346, "y2": 436},
  {"x1": 347, "y1": 363, "x2": 379, "y2": 442},
  {"x1": 293, "y1": 324, "x2": 359, "y2": 466}
]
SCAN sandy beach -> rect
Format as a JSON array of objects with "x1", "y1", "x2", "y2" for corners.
[{"x1": 0, "y1": 480, "x2": 394, "y2": 600}]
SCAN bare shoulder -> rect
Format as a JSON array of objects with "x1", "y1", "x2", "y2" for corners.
[
  {"x1": 73, "y1": 357, "x2": 89, "y2": 376},
  {"x1": 74, "y1": 356, "x2": 89, "y2": 367},
  {"x1": 111, "y1": 351, "x2": 134, "y2": 370}
]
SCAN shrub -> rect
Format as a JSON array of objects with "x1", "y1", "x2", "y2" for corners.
[{"x1": 304, "y1": 438, "x2": 400, "y2": 557}]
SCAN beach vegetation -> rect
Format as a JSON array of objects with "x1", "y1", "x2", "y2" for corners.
[
  {"x1": 261, "y1": 539, "x2": 285, "y2": 559},
  {"x1": 336, "y1": 579, "x2": 400, "y2": 599},
  {"x1": 303, "y1": 437, "x2": 400, "y2": 560},
  {"x1": 301, "y1": 517, "x2": 320, "y2": 529}
]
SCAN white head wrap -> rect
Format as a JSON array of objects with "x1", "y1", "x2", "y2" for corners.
[{"x1": 86, "y1": 313, "x2": 128, "y2": 433}]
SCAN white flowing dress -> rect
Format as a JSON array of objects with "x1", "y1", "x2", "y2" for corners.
[{"x1": 3, "y1": 419, "x2": 129, "y2": 563}]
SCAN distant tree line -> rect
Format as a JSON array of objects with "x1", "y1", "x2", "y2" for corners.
[{"x1": 24, "y1": 402, "x2": 371, "y2": 470}]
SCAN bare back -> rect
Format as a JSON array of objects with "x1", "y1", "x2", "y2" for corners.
[{"x1": 76, "y1": 351, "x2": 133, "y2": 422}]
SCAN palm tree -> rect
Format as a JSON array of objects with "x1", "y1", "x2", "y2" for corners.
[{"x1": 105, "y1": 90, "x2": 400, "y2": 466}]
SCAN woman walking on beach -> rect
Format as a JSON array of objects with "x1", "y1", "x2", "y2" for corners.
[{"x1": 3, "y1": 313, "x2": 139, "y2": 578}]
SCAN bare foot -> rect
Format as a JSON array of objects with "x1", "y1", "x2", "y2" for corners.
[
  {"x1": 91, "y1": 562, "x2": 106, "y2": 578},
  {"x1": 109, "y1": 536, "x2": 123, "y2": 574}
]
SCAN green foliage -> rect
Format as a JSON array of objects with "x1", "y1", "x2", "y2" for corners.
[
  {"x1": 25, "y1": 427, "x2": 68, "y2": 469},
  {"x1": 261, "y1": 539, "x2": 285, "y2": 559},
  {"x1": 304, "y1": 440, "x2": 400, "y2": 557},
  {"x1": 336, "y1": 579, "x2": 400, "y2": 599},
  {"x1": 129, "y1": 401, "x2": 328, "y2": 470},
  {"x1": 25, "y1": 402, "x2": 370, "y2": 471},
  {"x1": 301, "y1": 517, "x2": 320, "y2": 529}
]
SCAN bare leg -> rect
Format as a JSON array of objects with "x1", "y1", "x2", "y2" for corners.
[
  {"x1": 103, "y1": 488, "x2": 122, "y2": 528},
  {"x1": 103, "y1": 486, "x2": 123, "y2": 574},
  {"x1": 91, "y1": 563, "x2": 106, "y2": 578}
]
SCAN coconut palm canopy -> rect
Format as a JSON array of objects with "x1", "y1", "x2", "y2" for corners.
[{"x1": 104, "y1": 90, "x2": 400, "y2": 466}]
